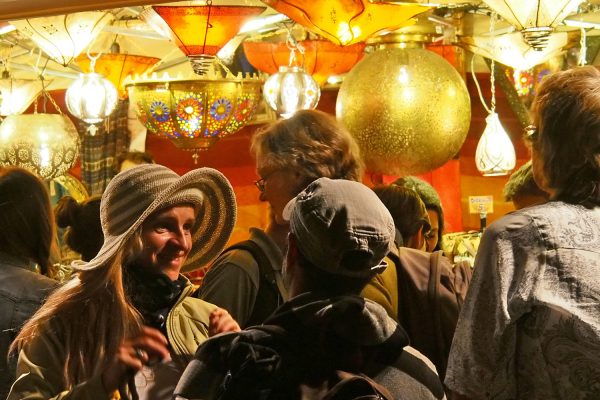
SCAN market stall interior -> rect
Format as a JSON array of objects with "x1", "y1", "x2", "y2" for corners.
[{"x1": 2, "y1": 0, "x2": 600, "y2": 272}]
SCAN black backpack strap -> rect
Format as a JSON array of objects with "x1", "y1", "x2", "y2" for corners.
[
  {"x1": 225, "y1": 240, "x2": 286, "y2": 326},
  {"x1": 428, "y1": 250, "x2": 447, "y2": 375}
]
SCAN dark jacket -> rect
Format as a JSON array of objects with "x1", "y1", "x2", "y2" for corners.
[
  {"x1": 175, "y1": 293, "x2": 445, "y2": 400},
  {"x1": 0, "y1": 253, "x2": 58, "y2": 399}
]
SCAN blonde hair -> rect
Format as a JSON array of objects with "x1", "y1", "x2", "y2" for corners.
[
  {"x1": 251, "y1": 110, "x2": 364, "y2": 188},
  {"x1": 10, "y1": 236, "x2": 144, "y2": 388}
]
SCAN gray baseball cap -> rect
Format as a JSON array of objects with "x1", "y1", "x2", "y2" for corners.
[{"x1": 283, "y1": 178, "x2": 395, "y2": 278}]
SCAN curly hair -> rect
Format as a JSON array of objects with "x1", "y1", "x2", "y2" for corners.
[
  {"x1": 530, "y1": 66, "x2": 600, "y2": 206},
  {"x1": 250, "y1": 110, "x2": 364, "y2": 189}
]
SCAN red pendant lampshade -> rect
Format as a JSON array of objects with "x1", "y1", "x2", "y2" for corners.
[
  {"x1": 243, "y1": 39, "x2": 365, "y2": 85},
  {"x1": 141, "y1": 4, "x2": 265, "y2": 74}
]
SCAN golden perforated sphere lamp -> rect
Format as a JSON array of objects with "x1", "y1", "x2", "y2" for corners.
[{"x1": 336, "y1": 32, "x2": 471, "y2": 176}]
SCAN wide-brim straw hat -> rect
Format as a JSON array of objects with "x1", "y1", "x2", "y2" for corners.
[{"x1": 72, "y1": 164, "x2": 237, "y2": 273}]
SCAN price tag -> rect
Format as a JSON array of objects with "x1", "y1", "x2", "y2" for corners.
[{"x1": 469, "y1": 195, "x2": 493, "y2": 214}]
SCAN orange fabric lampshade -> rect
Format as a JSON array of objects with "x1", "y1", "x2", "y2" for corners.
[
  {"x1": 76, "y1": 53, "x2": 160, "y2": 98},
  {"x1": 143, "y1": 5, "x2": 265, "y2": 57},
  {"x1": 261, "y1": 0, "x2": 429, "y2": 45},
  {"x1": 243, "y1": 39, "x2": 365, "y2": 85}
]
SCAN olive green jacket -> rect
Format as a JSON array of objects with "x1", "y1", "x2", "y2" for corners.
[{"x1": 7, "y1": 278, "x2": 216, "y2": 400}]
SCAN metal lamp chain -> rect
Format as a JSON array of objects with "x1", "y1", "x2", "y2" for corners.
[{"x1": 490, "y1": 12, "x2": 496, "y2": 113}]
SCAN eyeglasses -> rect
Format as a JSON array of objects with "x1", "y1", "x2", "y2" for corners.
[
  {"x1": 253, "y1": 171, "x2": 274, "y2": 193},
  {"x1": 523, "y1": 125, "x2": 538, "y2": 141}
]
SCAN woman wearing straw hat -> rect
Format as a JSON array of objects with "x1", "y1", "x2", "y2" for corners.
[{"x1": 8, "y1": 164, "x2": 240, "y2": 400}]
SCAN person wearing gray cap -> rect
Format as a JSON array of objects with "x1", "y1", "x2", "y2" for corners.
[{"x1": 174, "y1": 178, "x2": 445, "y2": 400}]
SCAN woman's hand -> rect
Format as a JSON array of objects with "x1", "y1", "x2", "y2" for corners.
[
  {"x1": 101, "y1": 326, "x2": 171, "y2": 393},
  {"x1": 208, "y1": 307, "x2": 241, "y2": 336}
]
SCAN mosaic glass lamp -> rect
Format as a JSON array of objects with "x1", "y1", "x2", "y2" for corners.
[{"x1": 127, "y1": 70, "x2": 263, "y2": 162}]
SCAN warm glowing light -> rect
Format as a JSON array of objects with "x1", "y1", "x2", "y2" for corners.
[
  {"x1": 0, "y1": 78, "x2": 43, "y2": 116},
  {"x1": 66, "y1": 73, "x2": 118, "y2": 126},
  {"x1": 475, "y1": 112, "x2": 516, "y2": 176},
  {"x1": 263, "y1": 66, "x2": 320, "y2": 118}
]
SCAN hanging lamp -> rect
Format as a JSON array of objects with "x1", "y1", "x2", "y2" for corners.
[
  {"x1": 481, "y1": 0, "x2": 583, "y2": 50},
  {"x1": 141, "y1": 2, "x2": 265, "y2": 75},
  {"x1": 65, "y1": 52, "x2": 118, "y2": 135},
  {"x1": 262, "y1": 31, "x2": 320, "y2": 119},
  {"x1": 10, "y1": 11, "x2": 114, "y2": 66},
  {"x1": 0, "y1": 70, "x2": 45, "y2": 116},
  {"x1": 474, "y1": 14, "x2": 516, "y2": 176},
  {"x1": 0, "y1": 88, "x2": 80, "y2": 180},
  {"x1": 261, "y1": 0, "x2": 429, "y2": 45}
]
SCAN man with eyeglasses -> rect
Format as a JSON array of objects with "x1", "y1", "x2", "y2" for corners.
[{"x1": 197, "y1": 110, "x2": 363, "y2": 328}]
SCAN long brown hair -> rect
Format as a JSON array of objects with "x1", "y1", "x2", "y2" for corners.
[
  {"x1": 0, "y1": 167, "x2": 56, "y2": 274},
  {"x1": 531, "y1": 66, "x2": 600, "y2": 205},
  {"x1": 10, "y1": 237, "x2": 144, "y2": 388}
]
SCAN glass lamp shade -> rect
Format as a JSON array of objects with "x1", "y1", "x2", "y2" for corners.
[
  {"x1": 75, "y1": 54, "x2": 160, "y2": 99},
  {"x1": 243, "y1": 40, "x2": 365, "y2": 85},
  {"x1": 0, "y1": 113, "x2": 80, "y2": 180},
  {"x1": 261, "y1": 0, "x2": 429, "y2": 45},
  {"x1": 263, "y1": 66, "x2": 320, "y2": 118},
  {"x1": 0, "y1": 78, "x2": 44, "y2": 116},
  {"x1": 475, "y1": 112, "x2": 516, "y2": 176},
  {"x1": 10, "y1": 12, "x2": 114, "y2": 66},
  {"x1": 336, "y1": 46, "x2": 471, "y2": 176},
  {"x1": 127, "y1": 72, "x2": 262, "y2": 154},
  {"x1": 482, "y1": 0, "x2": 583, "y2": 50},
  {"x1": 141, "y1": 5, "x2": 265, "y2": 74},
  {"x1": 66, "y1": 73, "x2": 118, "y2": 124},
  {"x1": 463, "y1": 31, "x2": 568, "y2": 70}
]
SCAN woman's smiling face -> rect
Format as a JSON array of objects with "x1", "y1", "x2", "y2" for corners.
[{"x1": 138, "y1": 204, "x2": 196, "y2": 280}]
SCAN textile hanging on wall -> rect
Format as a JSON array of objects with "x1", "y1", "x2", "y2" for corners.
[{"x1": 80, "y1": 99, "x2": 130, "y2": 195}]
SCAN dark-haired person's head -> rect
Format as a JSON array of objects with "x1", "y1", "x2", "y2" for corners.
[
  {"x1": 503, "y1": 161, "x2": 549, "y2": 210},
  {"x1": 55, "y1": 196, "x2": 103, "y2": 262},
  {"x1": 528, "y1": 66, "x2": 600, "y2": 206},
  {"x1": 392, "y1": 177, "x2": 443, "y2": 252},
  {"x1": 0, "y1": 167, "x2": 55, "y2": 274}
]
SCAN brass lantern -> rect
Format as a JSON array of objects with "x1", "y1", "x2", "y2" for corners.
[
  {"x1": 337, "y1": 37, "x2": 470, "y2": 176},
  {"x1": 0, "y1": 113, "x2": 80, "y2": 180},
  {"x1": 65, "y1": 72, "x2": 118, "y2": 126},
  {"x1": 263, "y1": 66, "x2": 320, "y2": 118}
]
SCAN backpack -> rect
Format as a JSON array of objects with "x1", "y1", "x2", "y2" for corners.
[
  {"x1": 213, "y1": 325, "x2": 394, "y2": 400},
  {"x1": 221, "y1": 240, "x2": 287, "y2": 326},
  {"x1": 391, "y1": 247, "x2": 472, "y2": 379}
]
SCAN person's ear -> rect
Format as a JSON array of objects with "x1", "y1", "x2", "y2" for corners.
[{"x1": 409, "y1": 226, "x2": 426, "y2": 251}]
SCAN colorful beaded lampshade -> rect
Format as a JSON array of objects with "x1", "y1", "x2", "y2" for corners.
[
  {"x1": 243, "y1": 39, "x2": 365, "y2": 85},
  {"x1": 141, "y1": 4, "x2": 265, "y2": 74},
  {"x1": 75, "y1": 53, "x2": 160, "y2": 98},
  {"x1": 260, "y1": 0, "x2": 429, "y2": 45},
  {"x1": 127, "y1": 71, "x2": 262, "y2": 162},
  {"x1": 11, "y1": 11, "x2": 114, "y2": 66}
]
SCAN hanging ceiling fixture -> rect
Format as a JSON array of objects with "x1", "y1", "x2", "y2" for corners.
[
  {"x1": 474, "y1": 14, "x2": 516, "y2": 177},
  {"x1": 126, "y1": 70, "x2": 263, "y2": 163},
  {"x1": 65, "y1": 52, "x2": 118, "y2": 135},
  {"x1": 10, "y1": 11, "x2": 114, "y2": 66},
  {"x1": 262, "y1": 31, "x2": 320, "y2": 118},
  {"x1": 75, "y1": 45, "x2": 160, "y2": 99},
  {"x1": 0, "y1": 71, "x2": 44, "y2": 116},
  {"x1": 261, "y1": 0, "x2": 430, "y2": 45},
  {"x1": 0, "y1": 90, "x2": 80, "y2": 180},
  {"x1": 243, "y1": 38, "x2": 365, "y2": 86},
  {"x1": 141, "y1": 2, "x2": 265, "y2": 75},
  {"x1": 481, "y1": 0, "x2": 583, "y2": 50}
]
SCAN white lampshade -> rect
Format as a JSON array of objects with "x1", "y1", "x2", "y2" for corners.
[
  {"x1": 482, "y1": 0, "x2": 583, "y2": 50},
  {"x1": 0, "y1": 78, "x2": 44, "y2": 116},
  {"x1": 66, "y1": 73, "x2": 118, "y2": 125},
  {"x1": 0, "y1": 113, "x2": 80, "y2": 180},
  {"x1": 263, "y1": 66, "x2": 320, "y2": 119},
  {"x1": 11, "y1": 11, "x2": 114, "y2": 66},
  {"x1": 475, "y1": 112, "x2": 516, "y2": 176},
  {"x1": 463, "y1": 31, "x2": 567, "y2": 70}
]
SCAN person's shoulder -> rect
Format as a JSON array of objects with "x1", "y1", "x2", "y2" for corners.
[{"x1": 0, "y1": 264, "x2": 58, "y2": 300}]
